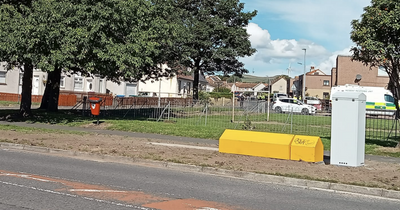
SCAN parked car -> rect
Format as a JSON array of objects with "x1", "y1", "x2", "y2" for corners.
[
  {"x1": 272, "y1": 97, "x2": 316, "y2": 115},
  {"x1": 304, "y1": 96, "x2": 322, "y2": 110},
  {"x1": 272, "y1": 93, "x2": 288, "y2": 101}
]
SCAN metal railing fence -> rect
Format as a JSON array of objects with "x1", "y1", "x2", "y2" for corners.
[{"x1": 73, "y1": 97, "x2": 400, "y2": 142}]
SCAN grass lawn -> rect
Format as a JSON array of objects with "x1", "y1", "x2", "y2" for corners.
[{"x1": 0, "y1": 107, "x2": 399, "y2": 158}]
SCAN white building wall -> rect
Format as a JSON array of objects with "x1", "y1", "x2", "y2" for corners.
[
  {"x1": 0, "y1": 62, "x2": 185, "y2": 97},
  {"x1": 106, "y1": 80, "x2": 125, "y2": 96},
  {"x1": 60, "y1": 73, "x2": 103, "y2": 94},
  {"x1": 271, "y1": 78, "x2": 287, "y2": 94},
  {"x1": 177, "y1": 79, "x2": 193, "y2": 97},
  {"x1": 136, "y1": 64, "x2": 180, "y2": 97},
  {"x1": 206, "y1": 84, "x2": 215, "y2": 92},
  {"x1": 61, "y1": 74, "x2": 74, "y2": 91},
  {"x1": 138, "y1": 76, "x2": 178, "y2": 97},
  {"x1": 0, "y1": 63, "x2": 47, "y2": 95},
  {"x1": 32, "y1": 70, "x2": 47, "y2": 95},
  {"x1": 0, "y1": 63, "x2": 20, "y2": 94},
  {"x1": 253, "y1": 83, "x2": 266, "y2": 95}
]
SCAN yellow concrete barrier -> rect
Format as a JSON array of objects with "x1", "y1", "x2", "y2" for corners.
[
  {"x1": 290, "y1": 135, "x2": 324, "y2": 162},
  {"x1": 219, "y1": 130, "x2": 324, "y2": 163},
  {"x1": 219, "y1": 129, "x2": 295, "y2": 160}
]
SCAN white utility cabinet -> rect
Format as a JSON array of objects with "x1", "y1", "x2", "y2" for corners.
[{"x1": 331, "y1": 92, "x2": 366, "y2": 167}]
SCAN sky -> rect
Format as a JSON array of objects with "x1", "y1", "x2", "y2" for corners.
[{"x1": 239, "y1": 0, "x2": 371, "y2": 78}]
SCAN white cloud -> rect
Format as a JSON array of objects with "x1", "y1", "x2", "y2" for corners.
[
  {"x1": 243, "y1": 0, "x2": 370, "y2": 50},
  {"x1": 246, "y1": 23, "x2": 273, "y2": 49},
  {"x1": 240, "y1": 0, "x2": 370, "y2": 77},
  {"x1": 316, "y1": 47, "x2": 352, "y2": 74},
  {"x1": 245, "y1": 23, "x2": 330, "y2": 65}
]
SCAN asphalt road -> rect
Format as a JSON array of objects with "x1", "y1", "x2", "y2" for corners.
[{"x1": 1, "y1": 149, "x2": 400, "y2": 210}]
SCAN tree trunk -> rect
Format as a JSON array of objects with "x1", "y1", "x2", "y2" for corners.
[
  {"x1": 39, "y1": 66, "x2": 62, "y2": 112},
  {"x1": 387, "y1": 68, "x2": 400, "y2": 148},
  {"x1": 39, "y1": 74, "x2": 51, "y2": 110},
  {"x1": 19, "y1": 63, "x2": 33, "y2": 117},
  {"x1": 193, "y1": 60, "x2": 200, "y2": 100},
  {"x1": 47, "y1": 66, "x2": 61, "y2": 112}
]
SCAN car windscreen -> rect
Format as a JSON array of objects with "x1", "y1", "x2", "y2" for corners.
[{"x1": 384, "y1": 94, "x2": 395, "y2": 103}]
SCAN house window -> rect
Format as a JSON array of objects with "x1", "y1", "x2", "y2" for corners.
[
  {"x1": 187, "y1": 82, "x2": 191, "y2": 94},
  {"x1": 323, "y1": 80, "x2": 329, "y2": 86},
  {"x1": 378, "y1": 66, "x2": 388, "y2": 76},
  {"x1": 86, "y1": 79, "x2": 93, "y2": 91},
  {"x1": 0, "y1": 71, "x2": 6, "y2": 84},
  {"x1": 74, "y1": 77, "x2": 83, "y2": 90},
  {"x1": 19, "y1": 73, "x2": 23, "y2": 85},
  {"x1": 60, "y1": 76, "x2": 65, "y2": 88},
  {"x1": 99, "y1": 79, "x2": 104, "y2": 93},
  {"x1": 323, "y1": 92, "x2": 329, "y2": 99}
]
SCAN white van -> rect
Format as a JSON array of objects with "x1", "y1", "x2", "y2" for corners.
[{"x1": 330, "y1": 84, "x2": 396, "y2": 115}]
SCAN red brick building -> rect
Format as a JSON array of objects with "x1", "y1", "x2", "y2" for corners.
[
  {"x1": 290, "y1": 67, "x2": 331, "y2": 99},
  {"x1": 332, "y1": 55, "x2": 389, "y2": 87}
]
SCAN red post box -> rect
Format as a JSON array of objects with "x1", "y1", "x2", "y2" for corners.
[{"x1": 88, "y1": 97, "x2": 102, "y2": 116}]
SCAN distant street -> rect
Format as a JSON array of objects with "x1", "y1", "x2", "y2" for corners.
[{"x1": 0, "y1": 149, "x2": 399, "y2": 210}]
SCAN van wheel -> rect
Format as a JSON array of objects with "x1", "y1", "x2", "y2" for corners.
[
  {"x1": 275, "y1": 107, "x2": 282, "y2": 113},
  {"x1": 301, "y1": 108, "x2": 309, "y2": 115}
]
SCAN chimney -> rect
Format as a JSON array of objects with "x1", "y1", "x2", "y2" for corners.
[{"x1": 310, "y1": 66, "x2": 315, "y2": 71}]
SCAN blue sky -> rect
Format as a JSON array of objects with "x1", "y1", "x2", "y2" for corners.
[{"x1": 239, "y1": 0, "x2": 371, "y2": 78}]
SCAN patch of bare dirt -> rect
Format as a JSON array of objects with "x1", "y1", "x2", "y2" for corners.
[
  {"x1": 377, "y1": 147, "x2": 400, "y2": 153},
  {"x1": 1, "y1": 128, "x2": 400, "y2": 191},
  {"x1": 80, "y1": 122, "x2": 112, "y2": 129}
]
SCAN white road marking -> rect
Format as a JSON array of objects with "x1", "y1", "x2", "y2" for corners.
[
  {"x1": 148, "y1": 142, "x2": 219, "y2": 151},
  {"x1": 0, "y1": 173, "x2": 53, "y2": 182},
  {"x1": 0, "y1": 180, "x2": 154, "y2": 209}
]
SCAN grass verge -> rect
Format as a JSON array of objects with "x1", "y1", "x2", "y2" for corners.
[
  {"x1": 0, "y1": 109, "x2": 399, "y2": 158},
  {"x1": 0, "y1": 124, "x2": 87, "y2": 135}
]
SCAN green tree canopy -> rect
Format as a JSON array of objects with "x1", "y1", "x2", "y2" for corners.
[
  {"x1": 213, "y1": 86, "x2": 231, "y2": 93},
  {"x1": 172, "y1": 0, "x2": 256, "y2": 100},
  {"x1": 1, "y1": 0, "x2": 183, "y2": 112},
  {"x1": 0, "y1": 1, "x2": 39, "y2": 116},
  {"x1": 350, "y1": 0, "x2": 400, "y2": 147},
  {"x1": 226, "y1": 75, "x2": 242, "y2": 83},
  {"x1": 35, "y1": 0, "x2": 183, "y2": 111}
]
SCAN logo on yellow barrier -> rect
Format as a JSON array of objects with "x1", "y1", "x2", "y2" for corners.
[{"x1": 293, "y1": 138, "x2": 314, "y2": 146}]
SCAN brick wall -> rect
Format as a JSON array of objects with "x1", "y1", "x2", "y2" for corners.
[
  {"x1": 336, "y1": 56, "x2": 389, "y2": 87},
  {"x1": 331, "y1": 67, "x2": 337, "y2": 87},
  {"x1": 304, "y1": 75, "x2": 331, "y2": 98}
]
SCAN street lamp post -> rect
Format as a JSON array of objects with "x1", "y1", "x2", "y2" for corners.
[
  {"x1": 302, "y1": 48, "x2": 306, "y2": 101},
  {"x1": 266, "y1": 75, "x2": 270, "y2": 121},
  {"x1": 158, "y1": 79, "x2": 161, "y2": 107}
]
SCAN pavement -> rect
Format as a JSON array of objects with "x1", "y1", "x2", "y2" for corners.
[{"x1": 1, "y1": 120, "x2": 400, "y2": 200}]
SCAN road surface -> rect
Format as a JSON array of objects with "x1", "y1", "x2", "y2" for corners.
[{"x1": 0, "y1": 149, "x2": 399, "y2": 210}]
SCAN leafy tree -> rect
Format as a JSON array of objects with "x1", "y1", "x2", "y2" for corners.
[
  {"x1": 216, "y1": 75, "x2": 229, "y2": 81},
  {"x1": 198, "y1": 90, "x2": 211, "y2": 103},
  {"x1": 278, "y1": 75, "x2": 290, "y2": 81},
  {"x1": 173, "y1": 0, "x2": 256, "y2": 100},
  {"x1": 350, "y1": 0, "x2": 400, "y2": 147},
  {"x1": 1, "y1": 0, "x2": 183, "y2": 112},
  {"x1": 0, "y1": 2, "x2": 37, "y2": 117},
  {"x1": 213, "y1": 86, "x2": 231, "y2": 93},
  {"x1": 227, "y1": 75, "x2": 242, "y2": 83},
  {"x1": 38, "y1": 0, "x2": 182, "y2": 112}
]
